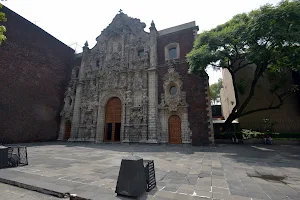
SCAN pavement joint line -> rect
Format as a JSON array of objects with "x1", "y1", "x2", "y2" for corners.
[{"x1": 159, "y1": 186, "x2": 165, "y2": 191}]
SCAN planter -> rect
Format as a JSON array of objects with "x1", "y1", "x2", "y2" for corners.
[
  {"x1": 243, "y1": 139, "x2": 263, "y2": 144},
  {"x1": 215, "y1": 139, "x2": 233, "y2": 144},
  {"x1": 272, "y1": 140, "x2": 300, "y2": 145},
  {"x1": 215, "y1": 138, "x2": 300, "y2": 145}
]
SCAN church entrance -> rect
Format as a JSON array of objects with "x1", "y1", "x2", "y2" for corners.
[
  {"x1": 65, "y1": 120, "x2": 71, "y2": 140},
  {"x1": 104, "y1": 97, "x2": 122, "y2": 142},
  {"x1": 168, "y1": 115, "x2": 182, "y2": 144}
]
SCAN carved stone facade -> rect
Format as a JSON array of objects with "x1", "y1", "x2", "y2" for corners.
[
  {"x1": 158, "y1": 61, "x2": 191, "y2": 143},
  {"x1": 58, "y1": 12, "x2": 213, "y2": 145}
]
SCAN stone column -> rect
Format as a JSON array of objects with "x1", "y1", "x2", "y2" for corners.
[
  {"x1": 181, "y1": 110, "x2": 191, "y2": 144},
  {"x1": 147, "y1": 21, "x2": 158, "y2": 143},
  {"x1": 205, "y1": 78, "x2": 215, "y2": 144},
  {"x1": 123, "y1": 90, "x2": 132, "y2": 143},
  {"x1": 70, "y1": 41, "x2": 90, "y2": 141},
  {"x1": 96, "y1": 104, "x2": 105, "y2": 143}
]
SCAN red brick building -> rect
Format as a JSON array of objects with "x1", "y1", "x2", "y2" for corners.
[{"x1": 0, "y1": 6, "x2": 74, "y2": 143}]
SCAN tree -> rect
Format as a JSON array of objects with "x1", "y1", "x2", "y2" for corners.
[
  {"x1": 210, "y1": 78, "x2": 223, "y2": 104},
  {"x1": 187, "y1": 0, "x2": 300, "y2": 128},
  {"x1": 0, "y1": 2, "x2": 7, "y2": 45}
]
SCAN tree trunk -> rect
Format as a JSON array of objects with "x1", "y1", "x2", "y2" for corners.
[{"x1": 223, "y1": 112, "x2": 237, "y2": 131}]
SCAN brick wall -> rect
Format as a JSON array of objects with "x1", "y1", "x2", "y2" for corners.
[
  {"x1": 0, "y1": 6, "x2": 74, "y2": 143},
  {"x1": 157, "y1": 28, "x2": 210, "y2": 145}
]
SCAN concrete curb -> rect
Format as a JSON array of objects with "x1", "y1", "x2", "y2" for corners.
[
  {"x1": 0, "y1": 176, "x2": 67, "y2": 198},
  {"x1": 68, "y1": 194, "x2": 90, "y2": 200}
]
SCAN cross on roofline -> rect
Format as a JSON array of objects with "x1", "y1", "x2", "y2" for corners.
[{"x1": 119, "y1": 9, "x2": 123, "y2": 14}]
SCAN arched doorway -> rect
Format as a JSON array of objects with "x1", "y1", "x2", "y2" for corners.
[
  {"x1": 104, "y1": 97, "x2": 122, "y2": 142},
  {"x1": 168, "y1": 115, "x2": 182, "y2": 144},
  {"x1": 65, "y1": 120, "x2": 71, "y2": 140}
]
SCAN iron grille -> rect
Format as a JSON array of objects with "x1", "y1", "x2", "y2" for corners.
[
  {"x1": 143, "y1": 160, "x2": 156, "y2": 192},
  {"x1": 7, "y1": 146, "x2": 28, "y2": 167}
]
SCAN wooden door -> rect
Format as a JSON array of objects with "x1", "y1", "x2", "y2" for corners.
[
  {"x1": 104, "y1": 97, "x2": 122, "y2": 142},
  {"x1": 65, "y1": 120, "x2": 71, "y2": 140},
  {"x1": 168, "y1": 115, "x2": 182, "y2": 144}
]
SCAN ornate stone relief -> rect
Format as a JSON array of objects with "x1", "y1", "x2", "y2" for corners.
[
  {"x1": 60, "y1": 12, "x2": 152, "y2": 142},
  {"x1": 160, "y1": 65, "x2": 188, "y2": 112},
  {"x1": 159, "y1": 63, "x2": 191, "y2": 143}
]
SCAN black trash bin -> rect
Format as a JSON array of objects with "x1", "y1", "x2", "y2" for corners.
[
  {"x1": 7, "y1": 146, "x2": 28, "y2": 167},
  {"x1": 115, "y1": 155, "x2": 147, "y2": 198},
  {"x1": 0, "y1": 146, "x2": 8, "y2": 169},
  {"x1": 143, "y1": 160, "x2": 156, "y2": 192}
]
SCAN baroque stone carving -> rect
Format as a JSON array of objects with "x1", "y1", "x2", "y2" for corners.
[
  {"x1": 60, "y1": 12, "x2": 153, "y2": 142},
  {"x1": 161, "y1": 65, "x2": 188, "y2": 112}
]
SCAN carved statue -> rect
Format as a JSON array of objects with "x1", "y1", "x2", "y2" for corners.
[
  {"x1": 119, "y1": 73, "x2": 127, "y2": 88},
  {"x1": 161, "y1": 94, "x2": 165, "y2": 107},
  {"x1": 142, "y1": 89, "x2": 148, "y2": 104},
  {"x1": 134, "y1": 72, "x2": 142, "y2": 89}
]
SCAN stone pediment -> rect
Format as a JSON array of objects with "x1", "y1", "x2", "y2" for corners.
[
  {"x1": 96, "y1": 12, "x2": 149, "y2": 42},
  {"x1": 87, "y1": 11, "x2": 151, "y2": 71}
]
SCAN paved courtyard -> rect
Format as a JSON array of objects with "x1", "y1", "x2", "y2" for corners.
[
  {"x1": 0, "y1": 143, "x2": 300, "y2": 200},
  {"x1": 0, "y1": 182, "x2": 63, "y2": 200}
]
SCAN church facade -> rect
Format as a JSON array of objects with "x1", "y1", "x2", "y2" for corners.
[{"x1": 58, "y1": 12, "x2": 214, "y2": 145}]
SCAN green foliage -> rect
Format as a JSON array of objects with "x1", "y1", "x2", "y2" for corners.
[
  {"x1": 241, "y1": 129, "x2": 267, "y2": 140},
  {"x1": 216, "y1": 130, "x2": 300, "y2": 140},
  {"x1": 187, "y1": 0, "x2": 300, "y2": 124},
  {"x1": 209, "y1": 78, "x2": 223, "y2": 104},
  {"x1": 242, "y1": 118, "x2": 279, "y2": 139},
  {"x1": 216, "y1": 131, "x2": 300, "y2": 140},
  {"x1": 0, "y1": 3, "x2": 7, "y2": 45}
]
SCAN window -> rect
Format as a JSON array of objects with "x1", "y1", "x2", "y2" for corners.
[
  {"x1": 96, "y1": 60, "x2": 100, "y2": 67},
  {"x1": 138, "y1": 50, "x2": 144, "y2": 57},
  {"x1": 75, "y1": 69, "x2": 79, "y2": 78},
  {"x1": 165, "y1": 43, "x2": 180, "y2": 61},
  {"x1": 170, "y1": 86, "x2": 177, "y2": 95},
  {"x1": 169, "y1": 48, "x2": 177, "y2": 59},
  {"x1": 69, "y1": 98, "x2": 72, "y2": 105}
]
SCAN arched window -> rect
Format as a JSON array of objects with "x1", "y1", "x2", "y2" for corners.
[{"x1": 75, "y1": 69, "x2": 79, "y2": 78}]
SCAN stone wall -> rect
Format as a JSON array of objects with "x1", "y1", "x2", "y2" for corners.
[
  {"x1": 157, "y1": 28, "x2": 211, "y2": 145},
  {"x1": 221, "y1": 65, "x2": 300, "y2": 133},
  {"x1": 0, "y1": 6, "x2": 74, "y2": 143}
]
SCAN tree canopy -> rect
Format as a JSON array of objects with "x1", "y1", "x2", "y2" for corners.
[
  {"x1": 210, "y1": 78, "x2": 223, "y2": 105},
  {"x1": 187, "y1": 0, "x2": 300, "y2": 126},
  {"x1": 0, "y1": 3, "x2": 7, "y2": 45}
]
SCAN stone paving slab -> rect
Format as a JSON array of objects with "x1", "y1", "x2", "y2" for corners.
[
  {"x1": 0, "y1": 182, "x2": 64, "y2": 200},
  {"x1": 0, "y1": 142, "x2": 300, "y2": 200}
]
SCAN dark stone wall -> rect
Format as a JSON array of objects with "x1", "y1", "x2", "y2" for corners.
[
  {"x1": 292, "y1": 70, "x2": 300, "y2": 114},
  {"x1": 157, "y1": 28, "x2": 210, "y2": 145},
  {"x1": 0, "y1": 6, "x2": 74, "y2": 143}
]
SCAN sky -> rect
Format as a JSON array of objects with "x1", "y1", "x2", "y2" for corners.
[{"x1": 3, "y1": 0, "x2": 281, "y2": 85}]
